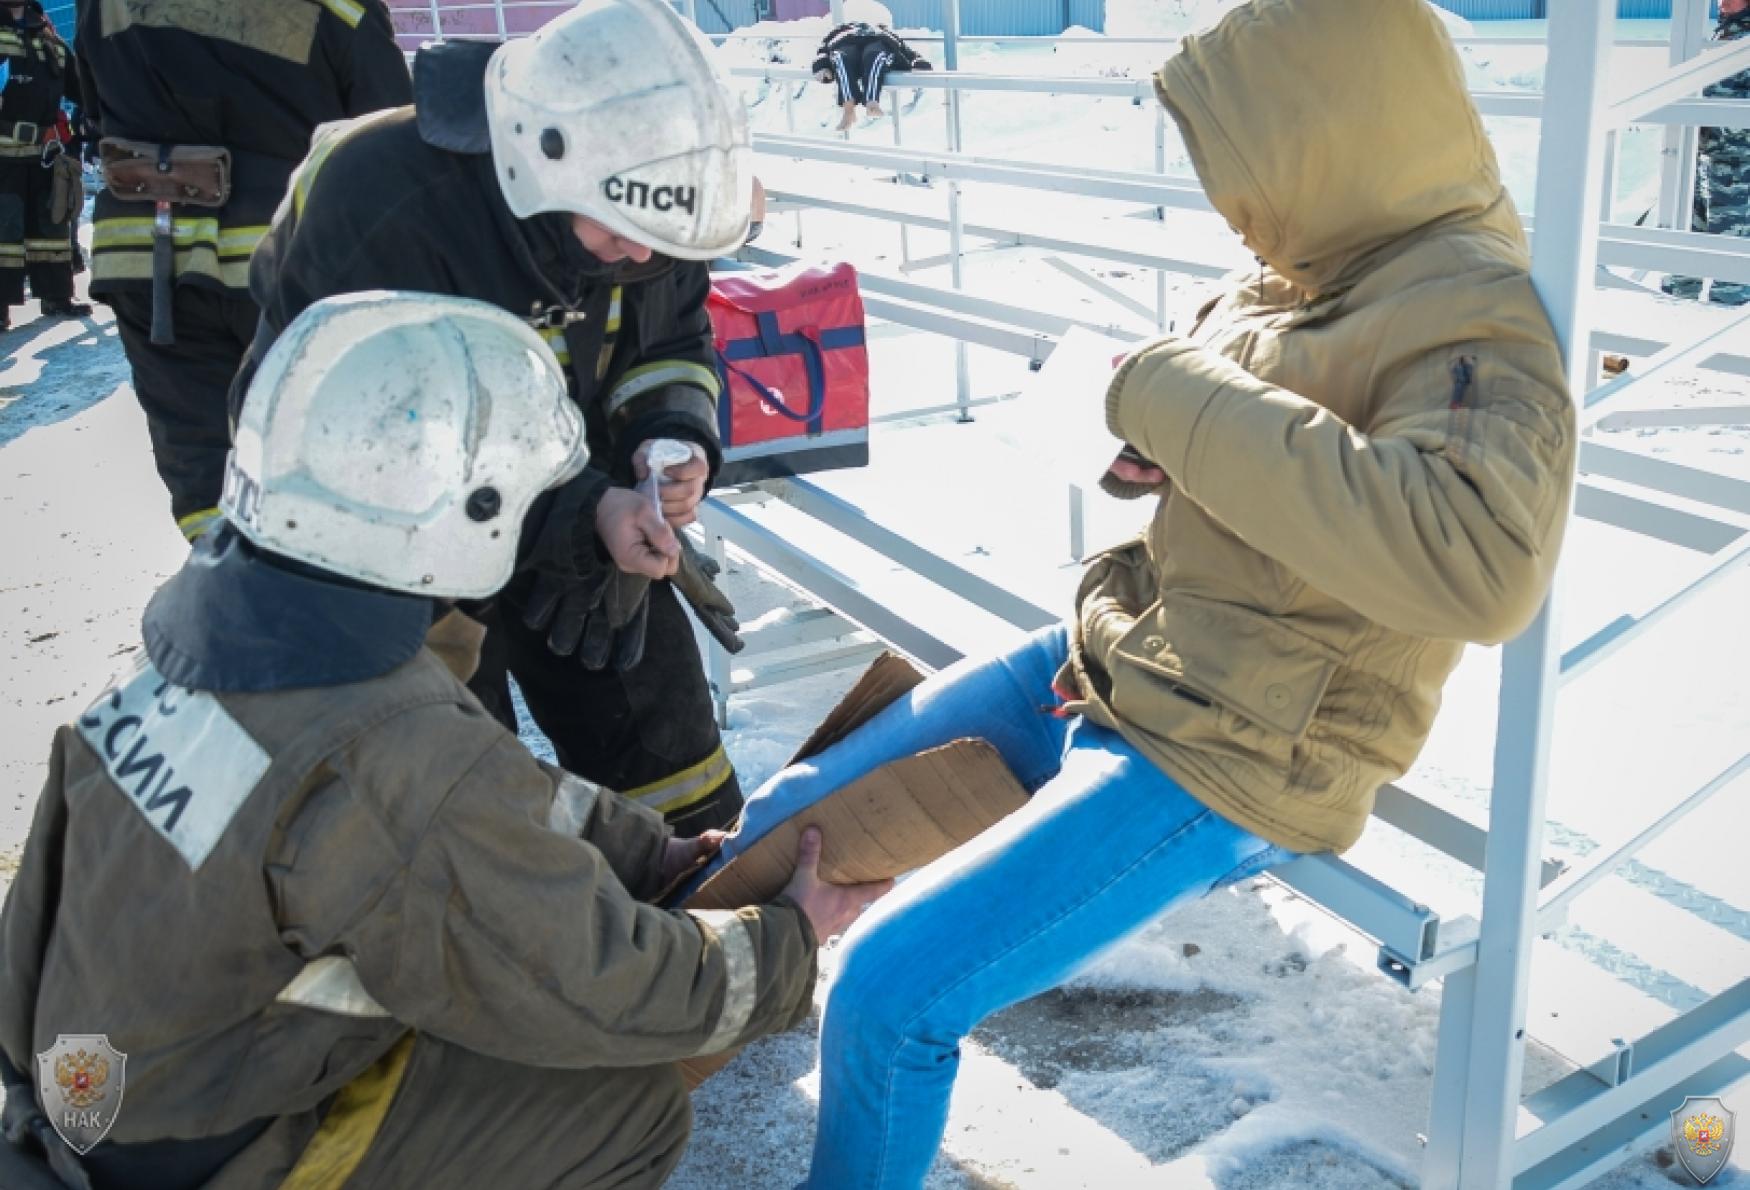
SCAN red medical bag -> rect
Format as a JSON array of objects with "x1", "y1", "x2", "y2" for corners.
[{"x1": 708, "y1": 261, "x2": 870, "y2": 484}]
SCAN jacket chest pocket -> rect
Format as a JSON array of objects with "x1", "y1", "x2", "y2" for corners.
[{"x1": 1111, "y1": 591, "x2": 1340, "y2": 747}]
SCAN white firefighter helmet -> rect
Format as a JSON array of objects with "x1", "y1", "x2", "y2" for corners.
[
  {"x1": 221, "y1": 292, "x2": 586, "y2": 599},
  {"x1": 482, "y1": 0, "x2": 753, "y2": 260}
]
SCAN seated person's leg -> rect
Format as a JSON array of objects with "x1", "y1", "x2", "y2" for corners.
[
  {"x1": 807, "y1": 718, "x2": 1293, "y2": 1190},
  {"x1": 862, "y1": 45, "x2": 893, "y2": 114},
  {"x1": 717, "y1": 626, "x2": 1074, "y2": 869}
]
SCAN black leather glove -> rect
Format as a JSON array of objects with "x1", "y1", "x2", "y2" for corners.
[
  {"x1": 520, "y1": 467, "x2": 614, "y2": 581},
  {"x1": 520, "y1": 567, "x2": 651, "y2": 672},
  {"x1": 674, "y1": 537, "x2": 743, "y2": 655}
]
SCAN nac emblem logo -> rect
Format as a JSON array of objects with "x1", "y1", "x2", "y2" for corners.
[
  {"x1": 1671, "y1": 1096, "x2": 1736, "y2": 1185},
  {"x1": 36, "y1": 1034, "x2": 127, "y2": 1155}
]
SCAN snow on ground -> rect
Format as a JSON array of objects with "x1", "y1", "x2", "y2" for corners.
[{"x1": 1, "y1": 11, "x2": 1746, "y2": 1188}]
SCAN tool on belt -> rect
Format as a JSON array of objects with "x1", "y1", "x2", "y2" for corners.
[
  {"x1": 42, "y1": 139, "x2": 81, "y2": 227},
  {"x1": 98, "y1": 138, "x2": 231, "y2": 345}
]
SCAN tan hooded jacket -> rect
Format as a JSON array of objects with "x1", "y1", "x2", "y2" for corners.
[
  {"x1": 1062, "y1": 0, "x2": 1575, "y2": 853},
  {"x1": 0, "y1": 613, "x2": 816, "y2": 1146}
]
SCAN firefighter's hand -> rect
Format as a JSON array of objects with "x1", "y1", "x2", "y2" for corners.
[
  {"x1": 595, "y1": 488, "x2": 680, "y2": 579},
  {"x1": 659, "y1": 830, "x2": 727, "y2": 885},
  {"x1": 632, "y1": 439, "x2": 709, "y2": 529},
  {"x1": 783, "y1": 828, "x2": 894, "y2": 943}
]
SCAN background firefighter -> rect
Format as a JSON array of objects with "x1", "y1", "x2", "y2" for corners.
[
  {"x1": 74, "y1": 0, "x2": 412, "y2": 541},
  {"x1": 0, "y1": 0, "x2": 82, "y2": 331},
  {"x1": 236, "y1": 0, "x2": 755, "y2": 836}
]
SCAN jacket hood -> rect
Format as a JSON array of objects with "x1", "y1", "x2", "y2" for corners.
[
  {"x1": 1155, "y1": 0, "x2": 1503, "y2": 295},
  {"x1": 143, "y1": 524, "x2": 435, "y2": 693}
]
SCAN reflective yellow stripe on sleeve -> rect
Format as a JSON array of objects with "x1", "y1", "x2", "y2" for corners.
[
  {"x1": 318, "y1": 0, "x2": 367, "y2": 28},
  {"x1": 603, "y1": 360, "x2": 721, "y2": 419},
  {"x1": 279, "y1": 1033, "x2": 415, "y2": 1190},
  {"x1": 623, "y1": 744, "x2": 732, "y2": 817},
  {"x1": 291, "y1": 109, "x2": 400, "y2": 217},
  {"x1": 595, "y1": 285, "x2": 624, "y2": 381}
]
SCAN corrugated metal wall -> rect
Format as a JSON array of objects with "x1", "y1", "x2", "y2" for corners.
[
  {"x1": 1429, "y1": 0, "x2": 1542, "y2": 17},
  {"x1": 690, "y1": 0, "x2": 766, "y2": 35},
  {"x1": 1428, "y1": 0, "x2": 1702, "y2": 16},
  {"x1": 42, "y1": 2, "x2": 76, "y2": 39},
  {"x1": 879, "y1": 0, "x2": 1102, "y2": 35}
]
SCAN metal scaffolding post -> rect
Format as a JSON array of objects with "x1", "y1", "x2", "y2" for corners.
[
  {"x1": 1425, "y1": 4, "x2": 1613, "y2": 1187},
  {"x1": 944, "y1": 0, "x2": 973, "y2": 421}
]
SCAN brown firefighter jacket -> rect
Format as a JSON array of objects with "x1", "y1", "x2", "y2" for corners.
[
  {"x1": 1063, "y1": 0, "x2": 1576, "y2": 854},
  {"x1": 0, "y1": 550, "x2": 815, "y2": 1159}
]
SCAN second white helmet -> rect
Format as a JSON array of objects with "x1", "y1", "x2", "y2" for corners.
[
  {"x1": 222, "y1": 292, "x2": 586, "y2": 599},
  {"x1": 483, "y1": 0, "x2": 753, "y2": 261}
]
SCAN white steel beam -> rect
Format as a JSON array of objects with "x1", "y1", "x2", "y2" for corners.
[
  {"x1": 1513, "y1": 979, "x2": 1750, "y2": 1175},
  {"x1": 1608, "y1": 36, "x2": 1750, "y2": 128},
  {"x1": 1595, "y1": 222, "x2": 1750, "y2": 287},
  {"x1": 1560, "y1": 535, "x2": 1750, "y2": 683},
  {"x1": 1042, "y1": 256, "x2": 1162, "y2": 323},
  {"x1": 1271, "y1": 855, "x2": 1441, "y2": 966},
  {"x1": 1660, "y1": 0, "x2": 1712, "y2": 234},
  {"x1": 1533, "y1": 751, "x2": 1750, "y2": 935},
  {"x1": 730, "y1": 64, "x2": 1155, "y2": 100},
  {"x1": 1571, "y1": 481, "x2": 1748, "y2": 554},
  {"x1": 1579, "y1": 440, "x2": 1750, "y2": 515},
  {"x1": 754, "y1": 134, "x2": 1214, "y2": 210},
  {"x1": 1579, "y1": 298, "x2": 1750, "y2": 428},
  {"x1": 761, "y1": 184, "x2": 1234, "y2": 277},
  {"x1": 1449, "y1": 5, "x2": 1612, "y2": 1187},
  {"x1": 1595, "y1": 404, "x2": 1750, "y2": 430}
]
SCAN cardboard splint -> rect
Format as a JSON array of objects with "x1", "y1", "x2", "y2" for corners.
[{"x1": 676, "y1": 653, "x2": 1029, "y2": 1090}]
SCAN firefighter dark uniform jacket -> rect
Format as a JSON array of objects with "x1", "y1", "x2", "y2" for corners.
[
  {"x1": 0, "y1": 527, "x2": 817, "y2": 1184},
  {"x1": 76, "y1": 0, "x2": 412, "y2": 297},
  {"x1": 243, "y1": 40, "x2": 725, "y2": 490},
  {"x1": 0, "y1": 3, "x2": 77, "y2": 286}
]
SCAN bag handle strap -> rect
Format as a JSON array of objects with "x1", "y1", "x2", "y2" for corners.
[{"x1": 716, "y1": 313, "x2": 829, "y2": 430}]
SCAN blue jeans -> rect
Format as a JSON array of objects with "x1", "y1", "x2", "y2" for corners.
[{"x1": 709, "y1": 627, "x2": 1294, "y2": 1189}]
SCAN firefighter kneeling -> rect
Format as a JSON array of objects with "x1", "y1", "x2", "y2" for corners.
[{"x1": 0, "y1": 293, "x2": 888, "y2": 1190}]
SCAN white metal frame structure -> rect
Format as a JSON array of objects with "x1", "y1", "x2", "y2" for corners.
[{"x1": 701, "y1": 7, "x2": 1750, "y2": 1187}]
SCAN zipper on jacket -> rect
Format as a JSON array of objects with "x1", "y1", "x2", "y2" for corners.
[{"x1": 1449, "y1": 355, "x2": 1476, "y2": 409}]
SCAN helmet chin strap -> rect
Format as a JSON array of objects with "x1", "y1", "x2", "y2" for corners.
[{"x1": 609, "y1": 253, "x2": 678, "y2": 284}]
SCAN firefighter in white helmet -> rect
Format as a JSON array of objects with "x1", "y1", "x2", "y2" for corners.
[
  {"x1": 233, "y1": 0, "x2": 755, "y2": 841},
  {"x1": 0, "y1": 293, "x2": 885, "y2": 1190}
]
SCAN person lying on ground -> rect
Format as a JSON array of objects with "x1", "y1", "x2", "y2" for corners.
[
  {"x1": 0, "y1": 292, "x2": 890, "y2": 1190},
  {"x1": 713, "y1": 0, "x2": 1577, "y2": 1184}
]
